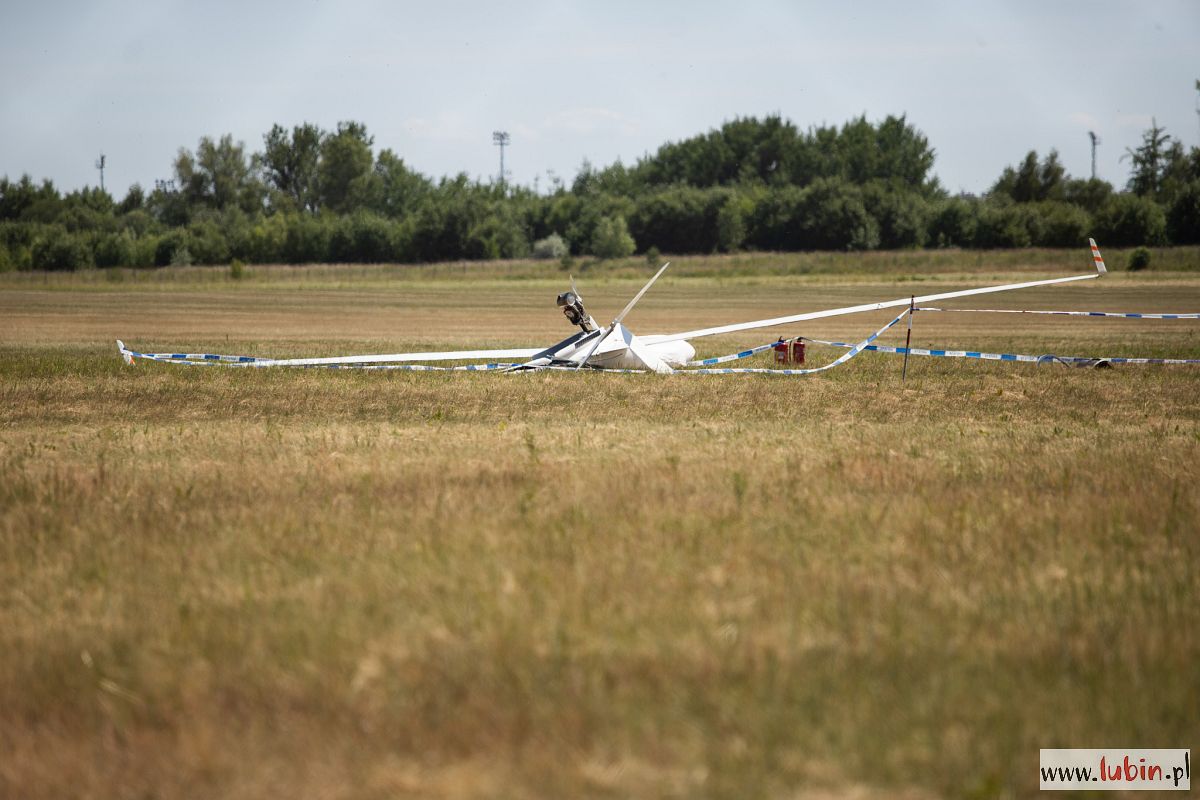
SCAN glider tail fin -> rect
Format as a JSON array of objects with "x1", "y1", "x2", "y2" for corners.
[
  {"x1": 1089, "y1": 238, "x2": 1107, "y2": 275},
  {"x1": 117, "y1": 340, "x2": 134, "y2": 366}
]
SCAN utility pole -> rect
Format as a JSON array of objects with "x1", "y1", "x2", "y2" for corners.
[
  {"x1": 95, "y1": 153, "x2": 106, "y2": 192},
  {"x1": 492, "y1": 130, "x2": 510, "y2": 188},
  {"x1": 1087, "y1": 131, "x2": 1100, "y2": 180}
]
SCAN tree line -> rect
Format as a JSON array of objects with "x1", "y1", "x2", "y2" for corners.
[{"x1": 2, "y1": 113, "x2": 1199, "y2": 271}]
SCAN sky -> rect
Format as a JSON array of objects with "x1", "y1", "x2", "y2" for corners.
[{"x1": 1, "y1": 0, "x2": 1198, "y2": 200}]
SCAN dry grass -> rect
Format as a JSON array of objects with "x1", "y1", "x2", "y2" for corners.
[{"x1": 2, "y1": 257, "x2": 1199, "y2": 799}]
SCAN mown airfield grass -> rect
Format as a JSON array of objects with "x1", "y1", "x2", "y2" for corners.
[{"x1": 1, "y1": 249, "x2": 1199, "y2": 799}]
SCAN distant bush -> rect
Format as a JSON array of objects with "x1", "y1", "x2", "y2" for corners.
[
  {"x1": 283, "y1": 213, "x2": 333, "y2": 263},
  {"x1": 1092, "y1": 194, "x2": 1167, "y2": 247},
  {"x1": 630, "y1": 186, "x2": 722, "y2": 254},
  {"x1": 928, "y1": 197, "x2": 978, "y2": 248},
  {"x1": 1167, "y1": 180, "x2": 1200, "y2": 244},
  {"x1": 155, "y1": 230, "x2": 190, "y2": 267},
  {"x1": 130, "y1": 234, "x2": 158, "y2": 268},
  {"x1": 591, "y1": 214, "x2": 636, "y2": 259},
  {"x1": 1033, "y1": 201, "x2": 1091, "y2": 248},
  {"x1": 186, "y1": 219, "x2": 231, "y2": 264},
  {"x1": 466, "y1": 211, "x2": 528, "y2": 260},
  {"x1": 229, "y1": 258, "x2": 246, "y2": 279},
  {"x1": 170, "y1": 245, "x2": 193, "y2": 267},
  {"x1": 532, "y1": 233, "x2": 569, "y2": 260},
  {"x1": 1062, "y1": 178, "x2": 1113, "y2": 213},
  {"x1": 93, "y1": 230, "x2": 137, "y2": 268},
  {"x1": 31, "y1": 226, "x2": 92, "y2": 271},
  {"x1": 973, "y1": 202, "x2": 1032, "y2": 249},
  {"x1": 1127, "y1": 246, "x2": 1151, "y2": 271},
  {"x1": 715, "y1": 195, "x2": 749, "y2": 252},
  {"x1": 749, "y1": 179, "x2": 879, "y2": 251},
  {"x1": 863, "y1": 184, "x2": 929, "y2": 249},
  {"x1": 644, "y1": 245, "x2": 661, "y2": 266},
  {"x1": 243, "y1": 213, "x2": 287, "y2": 263}
]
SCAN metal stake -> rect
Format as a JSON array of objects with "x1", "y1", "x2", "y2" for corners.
[{"x1": 902, "y1": 296, "x2": 914, "y2": 381}]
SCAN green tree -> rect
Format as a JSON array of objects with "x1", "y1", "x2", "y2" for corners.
[
  {"x1": 872, "y1": 114, "x2": 940, "y2": 192},
  {"x1": 261, "y1": 123, "x2": 324, "y2": 212},
  {"x1": 0, "y1": 175, "x2": 61, "y2": 222},
  {"x1": 991, "y1": 150, "x2": 1064, "y2": 202},
  {"x1": 1124, "y1": 119, "x2": 1171, "y2": 198},
  {"x1": 118, "y1": 184, "x2": 146, "y2": 214},
  {"x1": 371, "y1": 149, "x2": 431, "y2": 218},
  {"x1": 175, "y1": 135, "x2": 262, "y2": 213},
  {"x1": 1061, "y1": 177, "x2": 1113, "y2": 213},
  {"x1": 624, "y1": 113, "x2": 938, "y2": 193},
  {"x1": 319, "y1": 121, "x2": 376, "y2": 214},
  {"x1": 148, "y1": 181, "x2": 190, "y2": 227},
  {"x1": 1158, "y1": 141, "x2": 1200, "y2": 204}
]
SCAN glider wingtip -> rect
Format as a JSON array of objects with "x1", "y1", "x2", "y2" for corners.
[{"x1": 1088, "y1": 237, "x2": 1107, "y2": 275}]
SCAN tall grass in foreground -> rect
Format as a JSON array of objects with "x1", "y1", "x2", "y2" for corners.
[
  {"x1": 2, "y1": 353, "x2": 1197, "y2": 798},
  {"x1": 1, "y1": 272, "x2": 1198, "y2": 798}
]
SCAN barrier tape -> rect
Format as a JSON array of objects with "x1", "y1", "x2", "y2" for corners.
[
  {"x1": 917, "y1": 308, "x2": 1200, "y2": 319},
  {"x1": 805, "y1": 337, "x2": 1200, "y2": 366},
  {"x1": 120, "y1": 345, "x2": 517, "y2": 371},
  {"x1": 120, "y1": 303, "x2": 1200, "y2": 376},
  {"x1": 123, "y1": 349, "x2": 263, "y2": 364},
  {"x1": 682, "y1": 307, "x2": 1200, "y2": 368},
  {"x1": 686, "y1": 341, "x2": 781, "y2": 366},
  {"x1": 145, "y1": 352, "x2": 264, "y2": 362},
  {"x1": 680, "y1": 309, "x2": 909, "y2": 375},
  {"x1": 318, "y1": 362, "x2": 518, "y2": 371}
]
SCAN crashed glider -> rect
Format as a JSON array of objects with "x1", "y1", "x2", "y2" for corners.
[{"x1": 119, "y1": 240, "x2": 1110, "y2": 374}]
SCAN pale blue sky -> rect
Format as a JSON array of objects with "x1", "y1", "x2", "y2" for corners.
[{"x1": 1, "y1": 0, "x2": 1197, "y2": 199}]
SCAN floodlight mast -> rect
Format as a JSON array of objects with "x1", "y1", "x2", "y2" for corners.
[
  {"x1": 492, "y1": 130, "x2": 510, "y2": 188},
  {"x1": 95, "y1": 153, "x2": 106, "y2": 192},
  {"x1": 1088, "y1": 131, "x2": 1101, "y2": 180}
]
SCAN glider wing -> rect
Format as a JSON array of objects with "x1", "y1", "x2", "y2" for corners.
[{"x1": 644, "y1": 270, "x2": 1103, "y2": 344}]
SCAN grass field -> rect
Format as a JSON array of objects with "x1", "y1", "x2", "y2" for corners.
[{"x1": 2, "y1": 251, "x2": 1199, "y2": 799}]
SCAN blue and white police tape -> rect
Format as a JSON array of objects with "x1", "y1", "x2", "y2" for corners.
[
  {"x1": 804, "y1": 337, "x2": 1200, "y2": 366},
  {"x1": 917, "y1": 307, "x2": 1200, "y2": 320},
  {"x1": 317, "y1": 362, "x2": 518, "y2": 371},
  {"x1": 118, "y1": 341, "x2": 264, "y2": 365},
  {"x1": 681, "y1": 308, "x2": 909, "y2": 375},
  {"x1": 118, "y1": 341, "x2": 516, "y2": 371},
  {"x1": 686, "y1": 340, "x2": 782, "y2": 367}
]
